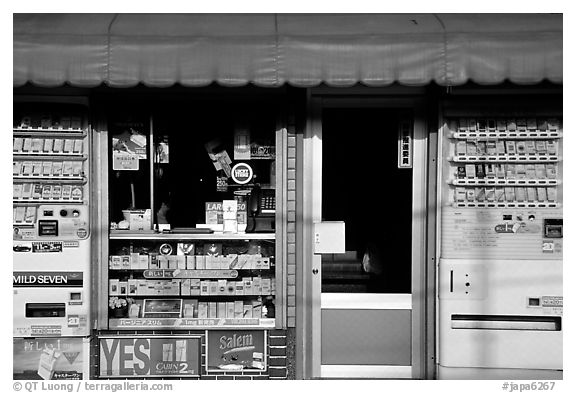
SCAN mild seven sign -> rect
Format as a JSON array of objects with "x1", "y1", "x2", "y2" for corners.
[{"x1": 13, "y1": 272, "x2": 83, "y2": 287}]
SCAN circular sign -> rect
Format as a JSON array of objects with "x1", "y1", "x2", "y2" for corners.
[
  {"x1": 159, "y1": 243, "x2": 173, "y2": 255},
  {"x1": 231, "y1": 163, "x2": 253, "y2": 185},
  {"x1": 77, "y1": 228, "x2": 88, "y2": 239}
]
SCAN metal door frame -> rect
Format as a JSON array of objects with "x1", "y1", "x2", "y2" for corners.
[{"x1": 298, "y1": 93, "x2": 433, "y2": 379}]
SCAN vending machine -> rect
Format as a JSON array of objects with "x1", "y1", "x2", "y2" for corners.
[
  {"x1": 437, "y1": 111, "x2": 563, "y2": 379},
  {"x1": 13, "y1": 102, "x2": 92, "y2": 379}
]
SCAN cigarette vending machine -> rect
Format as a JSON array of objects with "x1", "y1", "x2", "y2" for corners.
[
  {"x1": 13, "y1": 103, "x2": 92, "y2": 379},
  {"x1": 437, "y1": 113, "x2": 563, "y2": 379}
]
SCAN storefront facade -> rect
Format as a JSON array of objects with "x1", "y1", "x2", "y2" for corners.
[{"x1": 13, "y1": 14, "x2": 562, "y2": 380}]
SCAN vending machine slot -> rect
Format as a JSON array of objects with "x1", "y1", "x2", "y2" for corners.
[
  {"x1": 451, "y1": 314, "x2": 561, "y2": 331},
  {"x1": 25, "y1": 303, "x2": 65, "y2": 318}
]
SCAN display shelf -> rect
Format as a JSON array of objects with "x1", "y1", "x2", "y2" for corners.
[
  {"x1": 450, "y1": 155, "x2": 558, "y2": 163},
  {"x1": 13, "y1": 153, "x2": 87, "y2": 160},
  {"x1": 452, "y1": 202, "x2": 559, "y2": 209},
  {"x1": 13, "y1": 175, "x2": 85, "y2": 181},
  {"x1": 109, "y1": 231, "x2": 276, "y2": 241},
  {"x1": 14, "y1": 126, "x2": 85, "y2": 135},
  {"x1": 108, "y1": 317, "x2": 276, "y2": 330},
  {"x1": 451, "y1": 131, "x2": 561, "y2": 139},
  {"x1": 451, "y1": 179, "x2": 558, "y2": 186},
  {"x1": 110, "y1": 294, "x2": 269, "y2": 297},
  {"x1": 13, "y1": 199, "x2": 84, "y2": 204}
]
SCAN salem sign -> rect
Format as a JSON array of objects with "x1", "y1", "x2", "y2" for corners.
[{"x1": 99, "y1": 336, "x2": 201, "y2": 377}]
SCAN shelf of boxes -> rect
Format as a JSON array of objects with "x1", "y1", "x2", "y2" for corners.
[
  {"x1": 109, "y1": 231, "x2": 275, "y2": 241},
  {"x1": 108, "y1": 318, "x2": 276, "y2": 330},
  {"x1": 450, "y1": 155, "x2": 558, "y2": 163}
]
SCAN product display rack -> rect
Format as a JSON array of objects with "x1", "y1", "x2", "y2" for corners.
[{"x1": 442, "y1": 116, "x2": 562, "y2": 209}]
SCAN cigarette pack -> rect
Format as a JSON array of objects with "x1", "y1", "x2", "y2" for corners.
[
  {"x1": 547, "y1": 187, "x2": 557, "y2": 202},
  {"x1": 466, "y1": 189, "x2": 475, "y2": 202},
  {"x1": 538, "y1": 119, "x2": 548, "y2": 131},
  {"x1": 527, "y1": 118, "x2": 537, "y2": 130},
  {"x1": 109, "y1": 279, "x2": 120, "y2": 295},
  {"x1": 252, "y1": 277, "x2": 262, "y2": 295},
  {"x1": 477, "y1": 119, "x2": 487, "y2": 131},
  {"x1": 255, "y1": 257, "x2": 263, "y2": 270},
  {"x1": 208, "y1": 302, "x2": 217, "y2": 319},
  {"x1": 14, "y1": 206, "x2": 26, "y2": 223},
  {"x1": 459, "y1": 118, "x2": 468, "y2": 131},
  {"x1": 261, "y1": 279, "x2": 271, "y2": 295},
  {"x1": 251, "y1": 300, "x2": 262, "y2": 319},
  {"x1": 43, "y1": 139, "x2": 54, "y2": 152},
  {"x1": 466, "y1": 142, "x2": 477, "y2": 155},
  {"x1": 223, "y1": 200, "x2": 238, "y2": 220},
  {"x1": 137, "y1": 280, "x2": 148, "y2": 295},
  {"x1": 497, "y1": 119, "x2": 507, "y2": 131},
  {"x1": 487, "y1": 119, "x2": 496, "y2": 131},
  {"x1": 476, "y1": 141, "x2": 487, "y2": 155},
  {"x1": 204, "y1": 256, "x2": 215, "y2": 270},
  {"x1": 505, "y1": 188, "x2": 516, "y2": 202},
  {"x1": 61, "y1": 185, "x2": 72, "y2": 199},
  {"x1": 190, "y1": 279, "x2": 201, "y2": 296},
  {"x1": 505, "y1": 164, "x2": 516, "y2": 179},
  {"x1": 128, "y1": 279, "x2": 139, "y2": 295},
  {"x1": 535, "y1": 141, "x2": 547, "y2": 154},
  {"x1": 547, "y1": 118, "x2": 559, "y2": 131},
  {"x1": 52, "y1": 161, "x2": 63, "y2": 177},
  {"x1": 226, "y1": 281, "x2": 236, "y2": 296},
  {"x1": 243, "y1": 304, "x2": 252, "y2": 319},
  {"x1": 546, "y1": 141, "x2": 557, "y2": 155},
  {"x1": 168, "y1": 255, "x2": 178, "y2": 270},
  {"x1": 535, "y1": 164, "x2": 546, "y2": 179},
  {"x1": 32, "y1": 184, "x2": 43, "y2": 199},
  {"x1": 198, "y1": 303, "x2": 208, "y2": 319},
  {"x1": 456, "y1": 166, "x2": 466, "y2": 179},
  {"x1": 40, "y1": 114, "x2": 52, "y2": 128},
  {"x1": 209, "y1": 281, "x2": 218, "y2": 296},
  {"x1": 32, "y1": 162, "x2": 43, "y2": 176},
  {"x1": 195, "y1": 255, "x2": 206, "y2": 270},
  {"x1": 25, "y1": 206, "x2": 36, "y2": 223},
  {"x1": 495, "y1": 188, "x2": 505, "y2": 202},
  {"x1": 515, "y1": 165, "x2": 526, "y2": 179},
  {"x1": 63, "y1": 139, "x2": 74, "y2": 153},
  {"x1": 22, "y1": 183, "x2": 33, "y2": 199},
  {"x1": 158, "y1": 256, "x2": 169, "y2": 269},
  {"x1": 526, "y1": 165, "x2": 536, "y2": 179},
  {"x1": 261, "y1": 257, "x2": 270, "y2": 270},
  {"x1": 515, "y1": 187, "x2": 527, "y2": 202},
  {"x1": 526, "y1": 188, "x2": 536, "y2": 202},
  {"x1": 475, "y1": 188, "x2": 485, "y2": 202},
  {"x1": 177, "y1": 243, "x2": 195, "y2": 256},
  {"x1": 235, "y1": 301, "x2": 244, "y2": 318},
  {"x1": 525, "y1": 140, "x2": 536, "y2": 154},
  {"x1": 186, "y1": 255, "x2": 196, "y2": 270},
  {"x1": 243, "y1": 278, "x2": 253, "y2": 295},
  {"x1": 546, "y1": 164, "x2": 557, "y2": 179},
  {"x1": 507, "y1": 119, "x2": 517, "y2": 130},
  {"x1": 139, "y1": 255, "x2": 149, "y2": 269},
  {"x1": 455, "y1": 188, "x2": 466, "y2": 202},
  {"x1": 119, "y1": 282, "x2": 128, "y2": 296},
  {"x1": 205, "y1": 202, "x2": 223, "y2": 225},
  {"x1": 21, "y1": 161, "x2": 33, "y2": 176},
  {"x1": 60, "y1": 116, "x2": 71, "y2": 129},
  {"x1": 183, "y1": 303, "x2": 195, "y2": 318},
  {"x1": 13, "y1": 138, "x2": 24, "y2": 152},
  {"x1": 42, "y1": 185, "x2": 52, "y2": 199},
  {"x1": 465, "y1": 164, "x2": 476, "y2": 179},
  {"x1": 516, "y1": 141, "x2": 526, "y2": 155},
  {"x1": 62, "y1": 161, "x2": 73, "y2": 176},
  {"x1": 110, "y1": 256, "x2": 121, "y2": 270},
  {"x1": 13, "y1": 161, "x2": 22, "y2": 175},
  {"x1": 42, "y1": 161, "x2": 53, "y2": 176},
  {"x1": 129, "y1": 253, "x2": 139, "y2": 269},
  {"x1": 496, "y1": 141, "x2": 506, "y2": 155},
  {"x1": 52, "y1": 139, "x2": 63, "y2": 153},
  {"x1": 121, "y1": 256, "x2": 131, "y2": 269},
  {"x1": 486, "y1": 140, "x2": 497, "y2": 155},
  {"x1": 516, "y1": 118, "x2": 527, "y2": 130},
  {"x1": 71, "y1": 116, "x2": 82, "y2": 129},
  {"x1": 468, "y1": 118, "x2": 477, "y2": 131},
  {"x1": 226, "y1": 302, "x2": 235, "y2": 318},
  {"x1": 149, "y1": 253, "x2": 159, "y2": 269},
  {"x1": 537, "y1": 188, "x2": 547, "y2": 201},
  {"x1": 475, "y1": 164, "x2": 485, "y2": 179},
  {"x1": 72, "y1": 161, "x2": 83, "y2": 177},
  {"x1": 456, "y1": 141, "x2": 466, "y2": 155},
  {"x1": 235, "y1": 280, "x2": 244, "y2": 295},
  {"x1": 73, "y1": 139, "x2": 83, "y2": 154},
  {"x1": 51, "y1": 185, "x2": 62, "y2": 200},
  {"x1": 13, "y1": 184, "x2": 23, "y2": 199},
  {"x1": 177, "y1": 255, "x2": 186, "y2": 270},
  {"x1": 485, "y1": 164, "x2": 496, "y2": 178},
  {"x1": 31, "y1": 138, "x2": 43, "y2": 152},
  {"x1": 505, "y1": 141, "x2": 516, "y2": 155},
  {"x1": 217, "y1": 280, "x2": 227, "y2": 295},
  {"x1": 485, "y1": 188, "x2": 495, "y2": 202},
  {"x1": 223, "y1": 219, "x2": 238, "y2": 234},
  {"x1": 22, "y1": 138, "x2": 32, "y2": 152}
]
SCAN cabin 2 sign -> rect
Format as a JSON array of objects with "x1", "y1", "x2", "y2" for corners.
[{"x1": 99, "y1": 336, "x2": 201, "y2": 377}]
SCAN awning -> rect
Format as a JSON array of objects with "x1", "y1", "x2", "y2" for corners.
[{"x1": 13, "y1": 13, "x2": 562, "y2": 88}]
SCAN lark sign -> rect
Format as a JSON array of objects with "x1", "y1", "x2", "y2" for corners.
[
  {"x1": 206, "y1": 330, "x2": 266, "y2": 372},
  {"x1": 99, "y1": 336, "x2": 201, "y2": 377}
]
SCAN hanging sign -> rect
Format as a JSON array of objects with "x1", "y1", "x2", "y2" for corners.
[
  {"x1": 231, "y1": 163, "x2": 253, "y2": 185},
  {"x1": 99, "y1": 336, "x2": 201, "y2": 377},
  {"x1": 206, "y1": 330, "x2": 266, "y2": 372},
  {"x1": 112, "y1": 152, "x2": 139, "y2": 170}
]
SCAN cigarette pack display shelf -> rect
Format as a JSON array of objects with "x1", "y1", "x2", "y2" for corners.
[
  {"x1": 111, "y1": 294, "x2": 268, "y2": 297},
  {"x1": 452, "y1": 202, "x2": 559, "y2": 209},
  {"x1": 109, "y1": 231, "x2": 275, "y2": 241},
  {"x1": 13, "y1": 152, "x2": 87, "y2": 158},
  {"x1": 108, "y1": 318, "x2": 276, "y2": 330},
  {"x1": 450, "y1": 155, "x2": 558, "y2": 163},
  {"x1": 13, "y1": 199, "x2": 84, "y2": 204},
  {"x1": 13, "y1": 175, "x2": 85, "y2": 181},
  {"x1": 451, "y1": 179, "x2": 559, "y2": 186},
  {"x1": 451, "y1": 131, "x2": 561, "y2": 139},
  {"x1": 14, "y1": 126, "x2": 85, "y2": 134}
]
